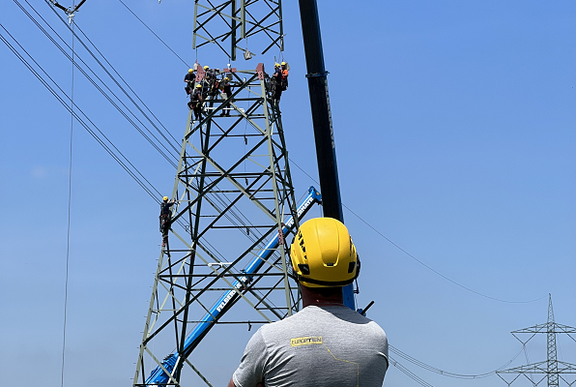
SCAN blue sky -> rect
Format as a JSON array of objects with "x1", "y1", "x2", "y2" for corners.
[{"x1": 1, "y1": 1, "x2": 575, "y2": 386}]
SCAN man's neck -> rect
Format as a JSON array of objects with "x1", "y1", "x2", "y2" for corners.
[{"x1": 301, "y1": 285, "x2": 344, "y2": 308}]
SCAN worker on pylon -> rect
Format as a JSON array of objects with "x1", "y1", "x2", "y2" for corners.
[
  {"x1": 159, "y1": 196, "x2": 175, "y2": 247},
  {"x1": 270, "y1": 62, "x2": 283, "y2": 103},
  {"x1": 184, "y1": 68, "x2": 195, "y2": 95},
  {"x1": 207, "y1": 66, "x2": 222, "y2": 99},
  {"x1": 188, "y1": 84, "x2": 204, "y2": 121},
  {"x1": 203, "y1": 65, "x2": 219, "y2": 97},
  {"x1": 280, "y1": 61, "x2": 289, "y2": 91},
  {"x1": 228, "y1": 218, "x2": 389, "y2": 387},
  {"x1": 220, "y1": 76, "x2": 233, "y2": 116}
]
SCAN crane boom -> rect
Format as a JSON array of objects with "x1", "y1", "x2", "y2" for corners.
[{"x1": 298, "y1": 0, "x2": 356, "y2": 309}]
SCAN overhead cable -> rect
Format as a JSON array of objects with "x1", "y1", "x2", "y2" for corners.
[
  {"x1": 45, "y1": 1, "x2": 181, "y2": 149},
  {"x1": 25, "y1": 0, "x2": 180, "y2": 167},
  {"x1": 389, "y1": 344, "x2": 524, "y2": 379},
  {"x1": 389, "y1": 355, "x2": 435, "y2": 387},
  {"x1": 288, "y1": 159, "x2": 544, "y2": 305},
  {"x1": 60, "y1": 17, "x2": 75, "y2": 387},
  {"x1": 118, "y1": 0, "x2": 190, "y2": 68},
  {"x1": 0, "y1": 23, "x2": 161, "y2": 201}
]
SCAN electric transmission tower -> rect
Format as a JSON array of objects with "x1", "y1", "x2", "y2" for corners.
[
  {"x1": 132, "y1": 2, "x2": 314, "y2": 386},
  {"x1": 497, "y1": 294, "x2": 576, "y2": 387}
]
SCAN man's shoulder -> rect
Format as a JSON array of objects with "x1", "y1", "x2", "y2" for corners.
[{"x1": 260, "y1": 305, "x2": 378, "y2": 331}]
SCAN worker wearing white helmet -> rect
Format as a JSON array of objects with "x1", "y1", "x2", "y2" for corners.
[{"x1": 229, "y1": 218, "x2": 389, "y2": 387}]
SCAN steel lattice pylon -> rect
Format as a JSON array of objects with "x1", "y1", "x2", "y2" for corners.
[
  {"x1": 193, "y1": 0, "x2": 284, "y2": 61},
  {"x1": 133, "y1": 64, "x2": 316, "y2": 387},
  {"x1": 132, "y1": 2, "x2": 303, "y2": 385},
  {"x1": 496, "y1": 294, "x2": 576, "y2": 387}
]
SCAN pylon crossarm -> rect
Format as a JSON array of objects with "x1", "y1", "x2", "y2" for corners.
[
  {"x1": 498, "y1": 360, "x2": 548, "y2": 374},
  {"x1": 261, "y1": 34, "x2": 284, "y2": 55},
  {"x1": 556, "y1": 361, "x2": 576, "y2": 373},
  {"x1": 524, "y1": 374, "x2": 546, "y2": 386},
  {"x1": 554, "y1": 323, "x2": 576, "y2": 335},
  {"x1": 496, "y1": 371, "x2": 522, "y2": 385},
  {"x1": 512, "y1": 332, "x2": 538, "y2": 345},
  {"x1": 243, "y1": 9, "x2": 279, "y2": 38}
]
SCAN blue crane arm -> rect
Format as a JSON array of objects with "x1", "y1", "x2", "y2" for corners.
[{"x1": 145, "y1": 187, "x2": 322, "y2": 386}]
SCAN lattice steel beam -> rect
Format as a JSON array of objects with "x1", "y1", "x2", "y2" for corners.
[
  {"x1": 193, "y1": 0, "x2": 284, "y2": 61},
  {"x1": 133, "y1": 64, "x2": 312, "y2": 387}
]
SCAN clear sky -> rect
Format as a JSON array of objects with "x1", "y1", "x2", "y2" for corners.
[{"x1": 1, "y1": 1, "x2": 575, "y2": 386}]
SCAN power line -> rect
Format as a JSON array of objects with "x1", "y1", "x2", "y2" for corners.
[
  {"x1": 289, "y1": 159, "x2": 544, "y2": 305},
  {"x1": 60, "y1": 18, "x2": 75, "y2": 387},
  {"x1": 0, "y1": 22, "x2": 162, "y2": 201},
  {"x1": 389, "y1": 355, "x2": 435, "y2": 387},
  {"x1": 117, "y1": 0, "x2": 191, "y2": 68},
  {"x1": 70, "y1": 20, "x2": 181, "y2": 147},
  {"x1": 3, "y1": 3, "x2": 547, "y2": 382},
  {"x1": 390, "y1": 344, "x2": 524, "y2": 380},
  {"x1": 44, "y1": 0, "x2": 181, "y2": 150},
  {"x1": 27, "y1": 0, "x2": 180, "y2": 167}
]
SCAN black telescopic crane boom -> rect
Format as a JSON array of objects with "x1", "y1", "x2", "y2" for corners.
[
  {"x1": 298, "y1": 0, "x2": 344, "y2": 222},
  {"x1": 298, "y1": 0, "x2": 356, "y2": 310}
]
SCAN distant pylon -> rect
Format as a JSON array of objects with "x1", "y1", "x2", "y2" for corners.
[{"x1": 496, "y1": 294, "x2": 576, "y2": 387}]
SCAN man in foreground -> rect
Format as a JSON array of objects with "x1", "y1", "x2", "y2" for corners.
[{"x1": 229, "y1": 217, "x2": 389, "y2": 387}]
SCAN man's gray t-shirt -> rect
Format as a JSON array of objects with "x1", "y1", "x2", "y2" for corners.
[{"x1": 233, "y1": 305, "x2": 388, "y2": 387}]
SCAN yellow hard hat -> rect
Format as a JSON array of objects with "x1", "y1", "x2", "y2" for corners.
[
  {"x1": 281, "y1": 62, "x2": 286, "y2": 66},
  {"x1": 163, "y1": 196, "x2": 169, "y2": 201},
  {"x1": 204, "y1": 65, "x2": 209, "y2": 70},
  {"x1": 188, "y1": 68, "x2": 194, "y2": 73},
  {"x1": 290, "y1": 218, "x2": 359, "y2": 288},
  {"x1": 196, "y1": 84, "x2": 202, "y2": 88},
  {"x1": 275, "y1": 63, "x2": 280, "y2": 67}
]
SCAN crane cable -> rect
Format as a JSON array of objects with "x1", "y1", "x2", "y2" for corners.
[{"x1": 60, "y1": 6, "x2": 76, "y2": 387}]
